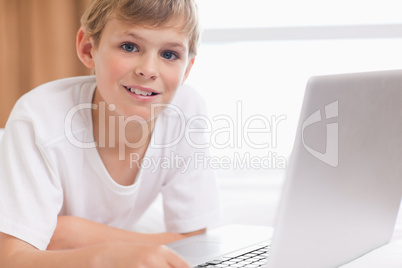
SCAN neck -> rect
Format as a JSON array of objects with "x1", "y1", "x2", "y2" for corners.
[{"x1": 91, "y1": 91, "x2": 155, "y2": 156}]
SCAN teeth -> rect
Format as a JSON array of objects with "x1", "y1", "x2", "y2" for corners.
[{"x1": 128, "y1": 87, "x2": 152, "y2": 96}]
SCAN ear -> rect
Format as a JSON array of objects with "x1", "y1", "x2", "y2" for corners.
[
  {"x1": 76, "y1": 27, "x2": 96, "y2": 69},
  {"x1": 181, "y1": 57, "x2": 195, "y2": 85}
]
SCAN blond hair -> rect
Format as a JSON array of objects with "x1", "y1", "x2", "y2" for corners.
[{"x1": 81, "y1": 0, "x2": 200, "y2": 56}]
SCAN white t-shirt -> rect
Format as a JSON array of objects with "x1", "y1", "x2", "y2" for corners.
[{"x1": 0, "y1": 76, "x2": 220, "y2": 250}]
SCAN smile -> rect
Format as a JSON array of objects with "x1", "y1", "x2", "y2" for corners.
[{"x1": 124, "y1": 86, "x2": 159, "y2": 96}]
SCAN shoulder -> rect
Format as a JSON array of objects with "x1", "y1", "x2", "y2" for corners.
[
  {"x1": 157, "y1": 84, "x2": 209, "y2": 135},
  {"x1": 169, "y1": 84, "x2": 207, "y2": 118},
  {"x1": 7, "y1": 76, "x2": 96, "y2": 143},
  {"x1": 152, "y1": 84, "x2": 210, "y2": 152},
  {"x1": 17, "y1": 76, "x2": 96, "y2": 108}
]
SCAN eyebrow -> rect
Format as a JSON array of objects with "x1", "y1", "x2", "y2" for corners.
[
  {"x1": 123, "y1": 32, "x2": 144, "y2": 41},
  {"x1": 122, "y1": 31, "x2": 187, "y2": 51}
]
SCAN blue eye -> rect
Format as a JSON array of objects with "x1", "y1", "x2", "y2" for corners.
[
  {"x1": 121, "y1": 43, "x2": 137, "y2": 53},
  {"x1": 162, "y1": 51, "x2": 178, "y2": 60}
]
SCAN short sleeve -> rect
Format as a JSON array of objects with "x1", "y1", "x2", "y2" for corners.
[
  {"x1": 160, "y1": 86, "x2": 221, "y2": 233},
  {"x1": 161, "y1": 153, "x2": 221, "y2": 233},
  {"x1": 0, "y1": 120, "x2": 63, "y2": 250}
]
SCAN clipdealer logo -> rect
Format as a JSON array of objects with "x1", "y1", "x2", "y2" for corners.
[
  {"x1": 64, "y1": 101, "x2": 289, "y2": 170},
  {"x1": 302, "y1": 101, "x2": 339, "y2": 167}
]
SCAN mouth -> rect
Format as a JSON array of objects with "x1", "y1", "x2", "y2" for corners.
[{"x1": 124, "y1": 86, "x2": 159, "y2": 97}]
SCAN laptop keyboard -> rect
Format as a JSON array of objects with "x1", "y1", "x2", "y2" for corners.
[{"x1": 194, "y1": 243, "x2": 269, "y2": 268}]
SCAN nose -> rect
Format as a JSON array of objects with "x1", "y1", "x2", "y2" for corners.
[{"x1": 134, "y1": 53, "x2": 158, "y2": 80}]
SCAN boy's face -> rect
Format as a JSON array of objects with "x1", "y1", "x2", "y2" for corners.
[{"x1": 88, "y1": 18, "x2": 194, "y2": 121}]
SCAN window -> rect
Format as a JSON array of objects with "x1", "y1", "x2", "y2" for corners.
[{"x1": 186, "y1": 1, "x2": 402, "y2": 179}]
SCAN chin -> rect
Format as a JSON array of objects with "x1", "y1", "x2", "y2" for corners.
[{"x1": 118, "y1": 108, "x2": 155, "y2": 124}]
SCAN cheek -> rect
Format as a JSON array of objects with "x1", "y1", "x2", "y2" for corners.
[
  {"x1": 163, "y1": 65, "x2": 188, "y2": 88},
  {"x1": 104, "y1": 58, "x2": 126, "y2": 78},
  {"x1": 94, "y1": 51, "x2": 129, "y2": 79}
]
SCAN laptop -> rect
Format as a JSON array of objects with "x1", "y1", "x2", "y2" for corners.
[{"x1": 167, "y1": 69, "x2": 402, "y2": 268}]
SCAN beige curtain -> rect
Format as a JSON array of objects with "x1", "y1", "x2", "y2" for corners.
[{"x1": 0, "y1": 0, "x2": 92, "y2": 127}]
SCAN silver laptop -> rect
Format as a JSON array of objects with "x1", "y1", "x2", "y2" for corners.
[{"x1": 167, "y1": 69, "x2": 402, "y2": 268}]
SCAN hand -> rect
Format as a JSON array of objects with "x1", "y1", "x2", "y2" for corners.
[
  {"x1": 0, "y1": 233, "x2": 190, "y2": 268},
  {"x1": 91, "y1": 242, "x2": 190, "y2": 268},
  {"x1": 48, "y1": 216, "x2": 205, "y2": 250}
]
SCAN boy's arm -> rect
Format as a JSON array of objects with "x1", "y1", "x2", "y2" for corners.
[
  {"x1": 0, "y1": 232, "x2": 189, "y2": 268},
  {"x1": 48, "y1": 215, "x2": 205, "y2": 250}
]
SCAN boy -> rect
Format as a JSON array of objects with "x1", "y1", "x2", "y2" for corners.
[{"x1": 0, "y1": 0, "x2": 220, "y2": 267}]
